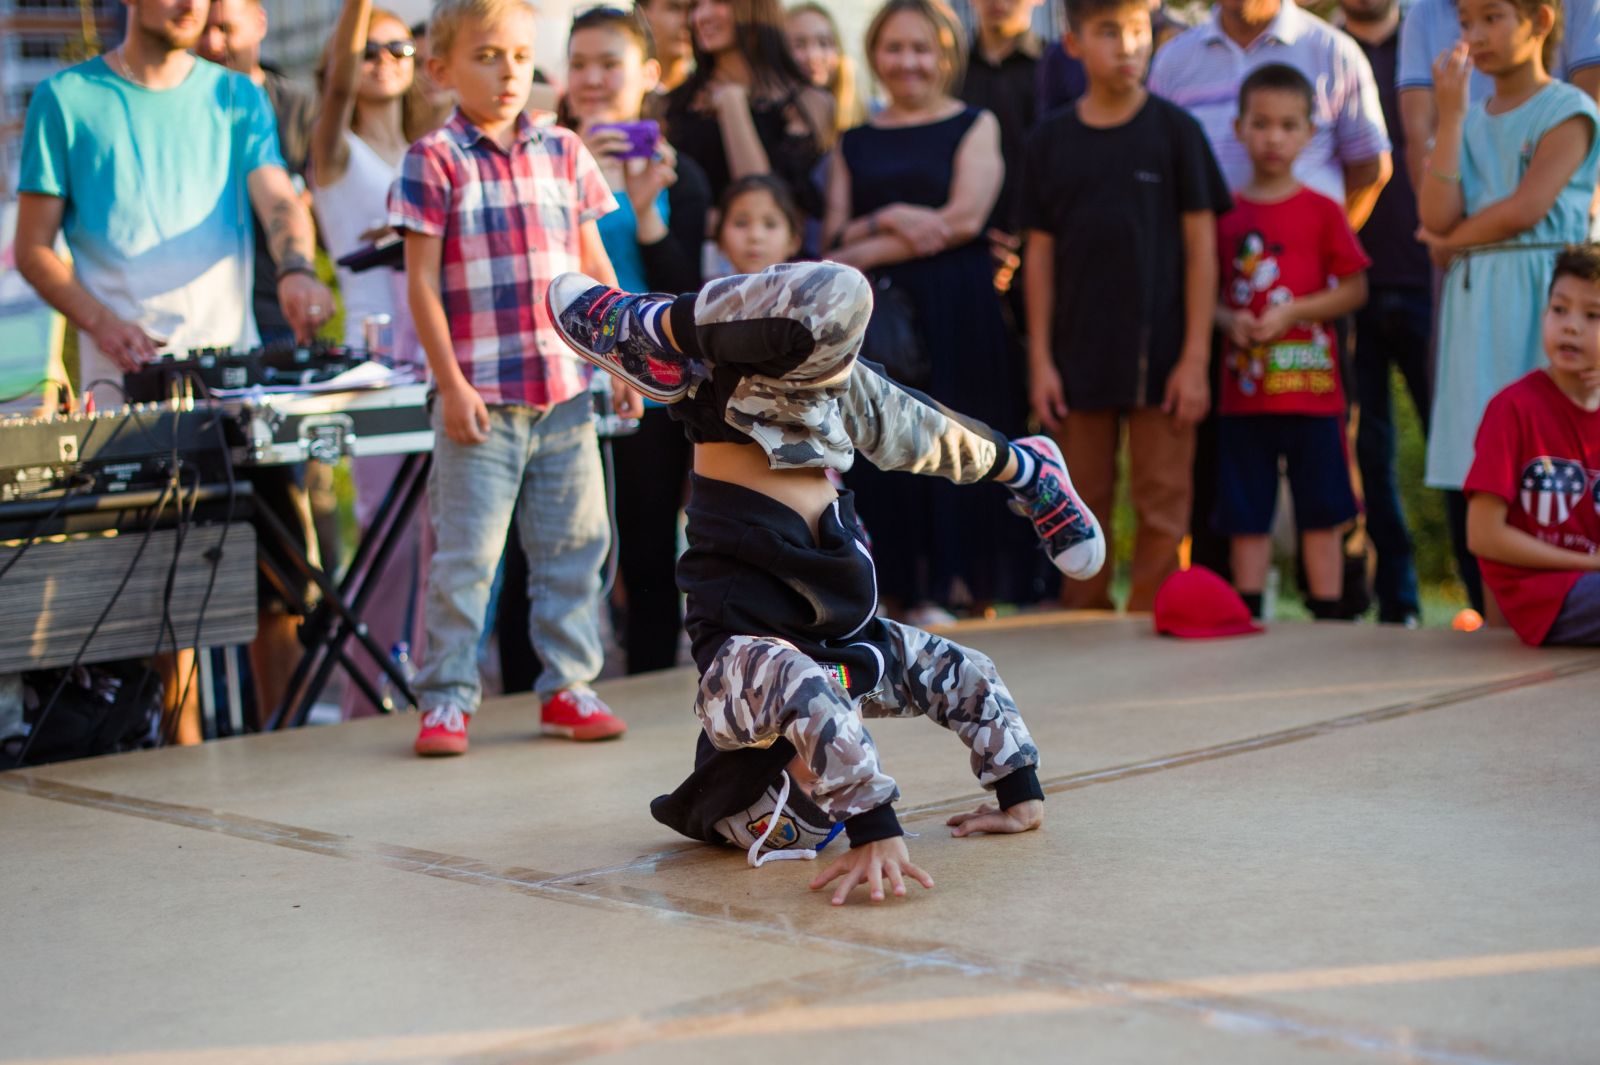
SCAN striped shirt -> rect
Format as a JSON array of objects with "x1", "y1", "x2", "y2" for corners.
[
  {"x1": 1148, "y1": 2, "x2": 1390, "y2": 203},
  {"x1": 388, "y1": 110, "x2": 616, "y2": 408}
]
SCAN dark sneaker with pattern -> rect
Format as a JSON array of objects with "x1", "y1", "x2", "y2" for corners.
[
  {"x1": 1009, "y1": 435, "x2": 1105, "y2": 580},
  {"x1": 546, "y1": 272, "x2": 689, "y2": 403}
]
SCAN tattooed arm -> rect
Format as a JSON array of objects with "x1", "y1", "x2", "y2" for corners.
[{"x1": 247, "y1": 164, "x2": 333, "y2": 342}]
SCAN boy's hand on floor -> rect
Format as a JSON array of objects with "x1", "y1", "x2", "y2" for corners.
[
  {"x1": 440, "y1": 383, "x2": 491, "y2": 446},
  {"x1": 809, "y1": 836, "x2": 934, "y2": 906},
  {"x1": 948, "y1": 799, "x2": 1043, "y2": 837}
]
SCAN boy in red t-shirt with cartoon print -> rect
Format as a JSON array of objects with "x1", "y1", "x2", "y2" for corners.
[
  {"x1": 1214, "y1": 64, "x2": 1370, "y2": 620},
  {"x1": 1465, "y1": 245, "x2": 1600, "y2": 647}
]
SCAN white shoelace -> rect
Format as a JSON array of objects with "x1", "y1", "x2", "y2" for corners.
[
  {"x1": 747, "y1": 771, "x2": 821, "y2": 868},
  {"x1": 421, "y1": 705, "x2": 466, "y2": 732},
  {"x1": 564, "y1": 688, "x2": 606, "y2": 717}
]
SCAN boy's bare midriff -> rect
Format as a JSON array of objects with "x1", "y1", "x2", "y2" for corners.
[{"x1": 693, "y1": 441, "x2": 838, "y2": 540}]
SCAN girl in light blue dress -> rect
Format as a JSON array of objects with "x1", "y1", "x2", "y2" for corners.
[{"x1": 1416, "y1": 0, "x2": 1599, "y2": 604}]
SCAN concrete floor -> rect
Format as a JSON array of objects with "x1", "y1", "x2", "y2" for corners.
[{"x1": 2, "y1": 614, "x2": 1597, "y2": 1065}]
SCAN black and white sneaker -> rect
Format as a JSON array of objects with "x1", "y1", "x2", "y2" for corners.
[
  {"x1": 714, "y1": 772, "x2": 843, "y2": 867},
  {"x1": 546, "y1": 272, "x2": 690, "y2": 403},
  {"x1": 1009, "y1": 435, "x2": 1105, "y2": 581}
]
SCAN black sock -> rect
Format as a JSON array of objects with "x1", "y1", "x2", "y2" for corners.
[
  {"x1": 1240, "y1": 592, "x2": 1264, "y2": 618},
  {"x1": 1306, "y1": 597, "x2": 1347, "y2": 620}
]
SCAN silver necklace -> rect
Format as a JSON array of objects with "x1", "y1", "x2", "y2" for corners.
[{"x1": 109, "y1": 45, "x2": 147, "y2": 87}]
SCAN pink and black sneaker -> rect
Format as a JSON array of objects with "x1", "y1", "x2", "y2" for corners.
[
  {"x1": 1007, "y1": 435, "x2": 1105, "y2": 581},
  {"x1": 545, "y1": 273, "x2": 689, "y2": 403}
]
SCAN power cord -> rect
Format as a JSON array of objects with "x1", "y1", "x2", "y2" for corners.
[{"x1": 165, "y1": 406, "x2": 239, "y2": 743}]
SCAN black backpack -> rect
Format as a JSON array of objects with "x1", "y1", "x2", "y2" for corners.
[{"x1": 2, "y1": 663, "x2": 162, "y2": 768}]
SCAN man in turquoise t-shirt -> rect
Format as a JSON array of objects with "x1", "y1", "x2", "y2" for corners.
[
  {"x1": 15, "y1": 0, "x2": 332, "y2": 408},
  {"x1": 13, "y1": 0, "x2": 335, "y2": 741}
]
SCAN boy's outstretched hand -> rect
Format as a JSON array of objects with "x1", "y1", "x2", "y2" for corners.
[
  {"x1": 809, "y1": 836, "x2": 934, "y2": 906},
  {"x1": 948, "y1": 799, "x2": 1043, "y2": 838}
]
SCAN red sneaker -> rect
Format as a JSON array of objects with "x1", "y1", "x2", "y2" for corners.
[
  {"x1": 541, "y1": 687, "x2": 627, "y2": 741},
  {"x1": 414, "y1": 705, "x2": 469, "y2": 756}
]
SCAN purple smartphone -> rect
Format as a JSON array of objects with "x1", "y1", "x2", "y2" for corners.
[{"x1": 591, "y1": 119, "x2": 660, "y2": 160}]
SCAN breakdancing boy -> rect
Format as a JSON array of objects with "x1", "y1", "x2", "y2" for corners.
[{"x1": 547, "y1": 261, "x2": 1103, "y2": 905}]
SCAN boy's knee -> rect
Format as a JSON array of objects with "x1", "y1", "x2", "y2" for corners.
[
  {"x1": 804, "y1": 261, "x2": 872, "y2": 323},
  {"x1": 695, "y1": 635, "x2": 803, "y2": 745}
]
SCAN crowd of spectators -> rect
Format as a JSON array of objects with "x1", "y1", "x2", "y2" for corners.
[{"x1": 12, "y1": 0, "x2": 1600, "y2": 746}]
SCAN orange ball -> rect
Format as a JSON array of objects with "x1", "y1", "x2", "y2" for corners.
[{"x1": 1452, "y1": 608, "x2": 1484, "y2": 632}]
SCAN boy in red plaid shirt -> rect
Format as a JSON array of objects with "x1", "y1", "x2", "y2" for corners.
[{"x1": 388, "y1": 0, "x2": 639, "y2": 755}]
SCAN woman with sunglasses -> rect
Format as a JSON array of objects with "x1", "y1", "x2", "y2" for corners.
[
  {"x1": 664, "y1": 0, "x2": 833, "y2": 225},
  {"x1": 309, "y1": 0, "x2": 428, "y2": 353}
]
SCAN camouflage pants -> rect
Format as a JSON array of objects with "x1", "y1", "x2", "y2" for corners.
[
  {"x1": 696, "y1": 261, "x2": 1003, "y2": 480},
  {"x1": 694, "y1": 620, "x2": 1040, "y2": 824},
  {"x1": 842, "y1": 362, "x2": 1005, "y2": 486}
]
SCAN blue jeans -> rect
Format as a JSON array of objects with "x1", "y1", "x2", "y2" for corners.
[
  {"x1": 1353, "y1": 285, "x2": 1432, "y2": 620},
  {"x1": 416, "y1": 394, "x2": 607, "y2": 711}
]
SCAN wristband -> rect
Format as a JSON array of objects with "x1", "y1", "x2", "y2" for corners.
[
  {"x1": 278, "y1": 263, "x2": 319, "y2": 282},
  {"x1": 1429, "y1": 168, "x2": 1462, "y2": 184}
]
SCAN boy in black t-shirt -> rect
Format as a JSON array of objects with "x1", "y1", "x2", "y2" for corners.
[{"x1": 1020, "y1": 0, "x2": 1230, "y2": 613}]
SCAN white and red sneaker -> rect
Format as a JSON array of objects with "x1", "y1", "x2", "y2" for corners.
[
  {"x1": 540, "y1": 686, "x2": 627, "y2": 742},
  {"x1": 414, "y1": 705, "x2": 469, "y2": 756}
]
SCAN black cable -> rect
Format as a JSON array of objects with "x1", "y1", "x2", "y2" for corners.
[
  {"x1": 48, "y1": 379, "x2": 180, "y2": 743},
  {"x1": 168, "y1": 407, "x2": 238, "y2": 742},
  {"x1": 150, "y1": 464, "x2": 200, "y2": 747},
  {"x1": 14, "y1": 476, "x2": 177, "y2": 767},
  {"x1": 4, "y1": 375, "x2": 237, "y2": 753},
  {"x1": 0, "y1": 378, "x2": 72, "y2": 406}
]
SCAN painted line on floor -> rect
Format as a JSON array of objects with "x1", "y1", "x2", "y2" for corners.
[
  {"x1": 3, "y1": 770, "x2": 1571, "y2": 1065},
  {"x1": 901, "y1": 656, "x2": 1600, "y2": 822},
  {"x1": 0, "y1": 774, "x2": 928, "y2": 963},
  {"x1": 0, "y1": 774, "x2": 569, "y2": 893},
  {"x1": 6, "y1": 657, "x2": 1596, "y2": 1065},
  {"x1": 1076, "y1": 673, "x2": 1498, "y2": 713}
]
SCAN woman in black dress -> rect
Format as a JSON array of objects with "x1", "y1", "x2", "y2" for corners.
[
  {"x1": 664, "y1": 0, "x2": 833, "y2": 223},
  {"x1": 825, "y1": 0, "x2": 1043, "y2": 619}
]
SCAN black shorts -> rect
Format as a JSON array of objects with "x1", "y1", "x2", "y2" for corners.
[
  {"x1": 1214, "y1": 414, "x2": 1359, "y2": 536},
  {"x1": 246, "y1": 466, "x2": 319, "y2": 615}
]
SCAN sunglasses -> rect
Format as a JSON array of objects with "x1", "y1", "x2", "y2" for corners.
[{"x1": 363, "y1": 40, "x2": 417, "y2": 61}]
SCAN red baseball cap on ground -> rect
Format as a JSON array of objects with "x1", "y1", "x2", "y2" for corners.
[{"x1": 1153, "y1": 565, "x2": 1265, "y2": 639}]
